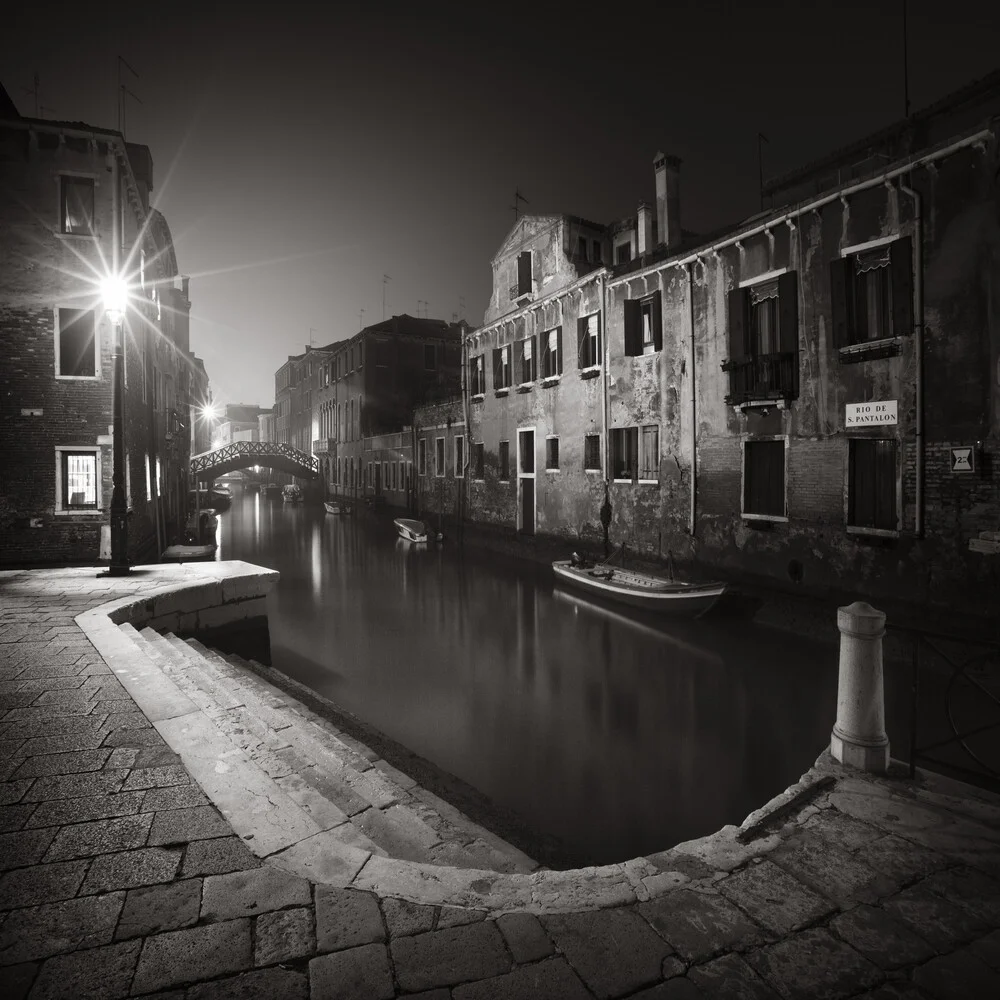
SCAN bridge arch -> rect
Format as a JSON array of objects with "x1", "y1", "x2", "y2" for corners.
[{"x1": 190, "y1": 441, "x2": 320, "y2": 481}]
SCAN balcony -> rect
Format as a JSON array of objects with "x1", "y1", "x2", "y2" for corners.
[{"x1": 722, "y1": 352, "x2": 798, "y2": 406}]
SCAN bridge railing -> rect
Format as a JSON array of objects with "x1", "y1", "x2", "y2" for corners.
[{"x1": 190, "y1": 440, "x2": 319, "y2": 478}]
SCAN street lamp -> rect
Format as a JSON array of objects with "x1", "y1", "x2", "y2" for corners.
[{"x1": 101, "y1": 274, "x2": 130, "y2": 576}]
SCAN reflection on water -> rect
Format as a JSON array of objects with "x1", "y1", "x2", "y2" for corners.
[{"x1": 219, "y1": 490, "x2": 861, "y2": 865}]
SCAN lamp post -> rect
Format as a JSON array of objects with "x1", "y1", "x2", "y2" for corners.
[{"x1": 102, "y1": 275, "x2": 130, "y2": 576}]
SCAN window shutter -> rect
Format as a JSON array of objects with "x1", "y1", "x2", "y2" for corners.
[
  {"x1": 555, "y1": 327, "x2": 563, "y2": 374},
  {"x1": 624, "y1": 299, "x2": 640, "y2": 356},
  {"x1": 492, "y1": 348, "x2": 501, "y2": 390},
  {"x1": 829, "y1": 257, "x2": 852, "y2": 348},
  {"x1": 778, "y1": 271, "x2": 799, "y2": 395},
  {"x1": 514, "y1": 341, "x2": 524, "y2": 384},
  {"x1": 577, "y1": 317, "x2": 587, "y2": 368},
  {"x1": 890, "y1": 236, "x2": 913, "y2": 337},
  {"x1": 651, "y1": 293, "x2": 663, "y2": 351},
  {"x1": 727, "y1": 288, "x2": 747, "y2": 362},
  {"x1": 517, "y1": 252, "x2": 532, "y2": 296}
]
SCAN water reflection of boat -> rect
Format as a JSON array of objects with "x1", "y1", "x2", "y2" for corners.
[
  {"x1": 282, "y1": 484, "x2": 304, "y2": 503},
  {"x1": 552, "y1": 587, "x2": 725, "y2": 664},
  {"x1": 552, "y1": 559, "x2": 726, "y2": 617},
  {"x1": 394, "y1": 518, "x2": 428, "y2": 542}
]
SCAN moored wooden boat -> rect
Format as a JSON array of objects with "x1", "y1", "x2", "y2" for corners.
[
  {"x1": 394, "y1": 517, "x2": 428, "y2": 542},
  {"x1": 324, "y1": 500, "x2": 354, "y2": 515},
  {"x1": 161, "y1": 543, "x2": 217, "y2": 563},
  {"x1": 551, "y1": 559, "x2": 726, "y2": 617}
]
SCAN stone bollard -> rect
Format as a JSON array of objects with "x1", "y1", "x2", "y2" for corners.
[{"x1": 830, "y1": 601, "x2": 890, "y2": 773}]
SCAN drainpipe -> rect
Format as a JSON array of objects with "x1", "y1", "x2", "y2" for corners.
[
  {"x1": 686, "y1": 262, "x2": 697, "y2": 536},
  {"x1": 899, "y1": 175, "x2": 924, "y2": 538},
  {"x1": 462, "y1": 332, "x2": 471, "y2": 534},
  {"x1": 600, "y1": 271, "x2": 609, "y2": 481}
]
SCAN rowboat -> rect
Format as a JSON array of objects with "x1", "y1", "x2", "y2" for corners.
[
  {"x1": 551, "y1": 559, "x2": 726, "y2": 617},
  {"x1": 394, "y1": 518, "x2": 428, "y2": 542},
  {"x1": 324, "y1": 500, "x2": 353, "y2": 515},
  {"x1": 161, "y1": 543, "x2": 217, "y2": 563}
]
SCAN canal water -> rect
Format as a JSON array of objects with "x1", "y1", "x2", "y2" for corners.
[{"x1": 217, "y1": 488, "x2": 928, "y2": 867}]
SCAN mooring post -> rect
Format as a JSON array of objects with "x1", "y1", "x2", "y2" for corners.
[{"x1": 830, "y1": 601, "x2": 890, "y2": 773}]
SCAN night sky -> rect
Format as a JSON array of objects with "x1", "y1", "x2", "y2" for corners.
[{"x1": 3, "y1": 2, "x2": 997, "y2": 408}]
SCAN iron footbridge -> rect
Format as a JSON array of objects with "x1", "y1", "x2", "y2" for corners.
[{"x1": 190, "y1": 441, "x2": 320, "y2": 480}]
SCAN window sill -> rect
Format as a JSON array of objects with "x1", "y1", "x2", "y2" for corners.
[
  {"x1": 637, "y1": 479, "x2": 659, "y2": 485},
  {"x1": 541, "y1": 376, "x2": 561, "y2": 387},
  {"x1": 847, "y1": 525, "x2": 899, "y2": 538},
  {"x1": 545, "y1": 468, "x2": 560, "y2": 474},
  {"x1": 55, "y1": 508, "x2": 103, "y2": 517},
  {"x1": 515, "y1": 383, "x2": 533, "y2": 393},
  {"x1": 579, "y1": 366, "x2": 602, "y2": 380},
  {"x1": 613, "y1": 478, "x2": 633, "y2": 484},
  {"x1": 642, "y1": 346, "x2": 657, "y2": 356},
  {"x1": 473, "y1": 478, "x2": 485, "y2": 483},
  {"x1": 471, "y1": 393, "x2": 485, "y2": 403},
  {"x1": 55, "y1": 373, "x2": 101, "y2": 381},
  {"x1": 495, "y1": 389, "x2": 509, "y2": 397},
  {"x1": 585, "y1": 468, "x2": 602, "y2": 474},
  {"x1": 741, "y1": 513, "x2": 788, "y2": 523},
  {"x1": 839, "y1": 338, "x2": 902, "y2": 364}
]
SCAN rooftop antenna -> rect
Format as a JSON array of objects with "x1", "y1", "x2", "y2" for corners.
[
  {"x1": 459, "y1": 295, "x2": 466, "y2": 318},
  {"x1": 359, "y1": 307, "x2": 365, "y2": 330},
  {"x1": 309, "y1": 327, "x2": 316, "y2": 347},
  {"x1": 510, "y1": 188, "x2": 529, "y2": 222},
  {"x1": 757, "y1": 133, "x2": 769, "y2": 212},
  {"x1": 382, "y1": 274, "x2": 391, "y2": 321},
  {"x1": 903, "y1": 0, "x2": 911, "y2": 118},
  {"x1": 121, "y1": 85, "x2": 142, "y2": 142},
  {"x1": 418, "y1": 299, "x2": 428, "y2": 318},
  {"x1": 117, "y1": 56, "x2": 139, "y2": 135}
]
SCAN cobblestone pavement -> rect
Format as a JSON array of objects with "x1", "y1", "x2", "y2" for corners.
[{"x1": 2, "y1": 567, "x2": 1000, "y2": 999}]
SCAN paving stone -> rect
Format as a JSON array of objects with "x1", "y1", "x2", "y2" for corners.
[
  {"x1": 79, "y1": 846, "x2": 182, "y2": 894},
  {"x1": 0, "y1": 779, "x2": 33, "y2": 804},
  {"x1": 4, "y1": 703, "x2": 95, "y2": 721},
  {"x1": 382, "y1": 896, "x2": 436, "y2": 938},
  {"x1": 969, "y1": 928, "x2": 1000, "y2": 971},
  {"x1": 16, "y1": 732, "x2": 110, "y2": 757},
  {"x1": 437, "y1": 905, "x2": 487, "y2": 928},
  {"x1": 0, "y1": 826, "x2": 57, "y2": 871},
  {"x1": 134, "y1": 746, "x2": 184, "y2": 768},
  {"x1": 180, "y1": 836, "x2": 261, "y2": 876},
  {"x1": 0, "y1": 859, "x2": 89, "y2": 909},
  {"x1": 662, "y1": 955, "x2": 687, "y2": 978},
  {"x1": 201, "y1": 866, "x2": 311, "y2": 920},
  {"x1": 638, "y1": 888, "x2": 766, "y2": 962},
  {"x1": 130, "y1": 918, "x2": 252, "y2": 993},
  {"x1": 686, "y1": 952, "x2": 783, "y2": 999},
  {"x1": 10, "y1": 748, "x2": 111, "y2": 777},
  {"x1": 452, "y1": 956, "x2": 593, "y2": 1000},
  {"x1": 141, "y1": 784, "x2": 209, "y2": 812},
  {"x1": 829, "y1": 903, "x2": 935, "y2": 969},
  {"x1": 27, "y1": 939, "x2": 140, "y2": 1000},
  {"x1": 254, "y1": 906, "x2": 315, "y2": 966},
  {"x1": 0, "y1": 802, "x2": 37, "y2": 831},
  {"x1": 541, "y1": 907, "x2": 672, "y2": 999},
  {"x1": 101, "y1": 711, "x2": 153, "y2": 730},
  {"x1": 747, "y1": 928, "x2": 882, "y2": 1000},
  {"x1": 391, "y1": 921, "x2": 510, "y2": 992},
  {"x1": 882, "y1": 881, "x2": 989, "y2": 951},
  {"x1": 24, "y1": 790, "x2": 144, "y2": 828},
  {"x1": 21, "y1": 768, "x2": 129, "y2": 801},
  {"x1": 719, "y1": 861, "x2": 835, "y2": 936},
  {"x1": 852, "y1": 834, "x2": 947, "y2": 887},
  {"x1": 106, "y1": 748, "x2": 138, "y2": 769},
  {"x1": 102, "y1": 726, "x2": 163, "y2": 747},
  {"x1": 394, "y1": 992, "x2": 451, "y2": 1000},
  {"x1": 912, "y1": 947, "x2": 1000, "y2": 999},
  {"x1": 2, "y1": 961, "x2": 37, "y2": 1000},
  {"x1": 42, "y1": 813, "x2": 153, "y2": 861},
  {"x1": 186, "y1": 966, "x2": 309, "y2": 1000},
  {"x1": 115, "y1": 878, "x2": 203, "y2": 939},
  {"x1": 769, "y1": 833, "x2": 880, "y2": 901},
  {"x1": 496, "y1": 912, "x2": 553, "y2": 963},
  {"x1": 354, "y1": 803, "x2": 442, "y2": 860},
  {"x1": 316, "y1": 886, "x2": 386, "y2": 951},
  {"x1": 848, "y1": 984, "x2": 933, "y2": 999},
  {"x1": 121, "y1": 765, "x2": 193, "y2": 791},
  {"x1": 629, "y1": 980, "x2": 702, "y2": 999},
  {"x1": 147, "y1": 805, "x2": 233, "y2": 845},
  {"x1": 919, "y1": 865, "x2": 1000, "y2": 925},
  {"x1": 309, "y1": 942, "x2": 394, "y2": 1000},
  {"x1": 0, "y1": 891, "x2": 124, "y2": 964}
]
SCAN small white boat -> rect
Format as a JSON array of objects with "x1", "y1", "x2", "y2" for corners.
[
  {"x1": 552, "y1": 559, "x2": 727, "y2": 617},
  {"x1": 324, "y1": 500, "x2": 353, "y2": 515},
  {"x1": 394, "y1": 518, "x2": 428, "y2": 543}
]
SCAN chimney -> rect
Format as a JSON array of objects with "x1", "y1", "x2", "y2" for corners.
[
  {"x1": 654, "y1": 152, "x2": 682, "y2": 250},
  {"x1": 637, "y1": 202, "x2": 654, "y2": 255}
]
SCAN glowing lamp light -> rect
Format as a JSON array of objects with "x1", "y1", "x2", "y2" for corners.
[{"x1": 101, "y1": 275, "x2": 129, "y2": 325}]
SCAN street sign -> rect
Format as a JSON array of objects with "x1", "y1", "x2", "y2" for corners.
[
  {"x1": 950, "y1": 447, "x2": 976, "y2": 474},
  {"x1": 845, "y1": 400, "x2": 897, "y2": 427}
]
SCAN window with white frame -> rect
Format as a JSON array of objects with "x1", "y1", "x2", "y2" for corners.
[
  {"x1": 624, "y1": 293, "x2": 662, "y2": 356},
  {"x1": 435, "y1": 437, "x2": 445, "y2": 477},
  {"x1": 493, "y1": 344, "x2": 511, "y2": 391},
  {"x1": 471, "y1": 354, "x2": 485, "y2": 395},
  {"x1": 454, "y1": 435, "x2": 464, "y2": 478},
  {"x1": 610, "y1": 428, "x2": 638, "y2": 481},
  {"x1": 474, "y1": 442, "x2": 484, "y2": 480},
  {"x1": 743, "y1": 439, "x2": 785, "y2": 518},
  {"x1": 418, "y1": 438, "x2": 427, "y2": 475},
  {"x1": 499, "y1": 440, "x2": 510, "y2": 481},
  {"x1": 831, "y1": 239, "x2": 912, "y2": 349},
  {"x1": 545, "y1": 437, "x2": 559, "y2": 471},
  {"x1": 60, "y1": 176, "x2": 94, "y2": 235},
  {"x1": 542, "y1": 328, "x2": 562, "y2": 379},
  {"x1": 56, "y1": 448, "x2": 100, "y2": 511},
  {"x1": 517, "y1": 337, "x2": 536, "y2": 384},
  {"x1": 584, "y1": 434, "x2": 601, "y2": 472},
  {"x1": 639, "y1": 425, "x2": 659, "y2": 481},
  {"x1": 56, "y1": 308, "x2": 97, "y2": 378},
  {"x1": 577, "y1": 313, "x2": 601, "y2": 369}
]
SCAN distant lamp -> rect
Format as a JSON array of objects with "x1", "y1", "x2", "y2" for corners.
[
  {"x1": 101, "y1": 271, "x2": 130, "y2": 576},
  {"x1": 101, "y1": 274, "x2": 129, "y2": 325}
]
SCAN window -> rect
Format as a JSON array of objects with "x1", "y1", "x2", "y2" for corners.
[
  {"x1": 60, "y1": 176, "x2": 94, "y2": 235},
  {"x1": 743, "y1": 440, "x2": 785, "y2": 518},
  {"x1": 610, "y1": 428, "x2": 638, "y2": 481},
  {"x1": 848, "y1": 439, "x2": 897, "y2": 531},
  {"x1": 592, "y1": 240, "x2": 602, "y2": 263},
  {"x1": 59, "y1": 450, "x2": 98, "y2": 510},
  {"x1": 517, "y1": 336, "x2": 537, "y2": 384},
  {"x1": 499, "y1": 440, "x2": 510, "y2": 481},
  {"x1": 435, "y1": 437, "x2": 445, "y2": 477},
  {"x1": 418, "y1": 438, "x2": 427, "y2": 475},
  {"x1": 475, "y1": 443, "x2": 484, "y2": 479},
  {"x1": 383, "y1": 461, "x2": 388, "y2": 488},
  {"x1": 584, "y1": 434, "x2": 601, "y2": 472},
  {"x1": 542, "y1": 328, "x2": 562, "y2": 379},
  {"x1": 624, "y1": 293, "x2": 662, "y2": 356},
  {"x1": 376, "y1": 342, "x2": 389, "y2": 368},
  {"x1": 454, "y1": 435, "x2": 464, "y2": 478},
  {"x1": 615, "y1": 242, "x2": 632, "y2": 264},
  {"x1": 493, "y1": 344, "x2": 511, "y2": 391},
  {"x1": 545, "y1": 437, "x2": 559, "y2": 471},
  {"x1": 425, "y1": 344, "x2": 436, "y2": 370},
  {"x1": 517, "y1": 251, "x2": 532, "y2": 297},
  {"x1": 471, "y1": 355, "x2": 485, "y2": 395},
  {"x1": 577, "y1": 236, "x2": 587, "y2": 259},
  {"x1": 639, "y1": 425, "x2": 659, "y2": 481},
  {"x1": 57, "y1": 308, "x2": 97, "y2": 377},
  {"x1": 725, "y1": 273, "x2": 800, "y2": 402},
  {"x1": 831, "y1": 239, "x2": 912, "y2": 350},
  {"x1": 578, "y1": 313, "x2": 602, "y2": 369}
]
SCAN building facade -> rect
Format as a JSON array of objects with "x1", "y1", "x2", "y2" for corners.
[
  {"x1": 464, "y1": 72, "x2": 1000, "y2": 617},
  {"x1": 413, "y1": 399, "x2": 466, "y2": 522},
  {"x1": 0, "y1": 89, "x2": 198, "y2": 565}
]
